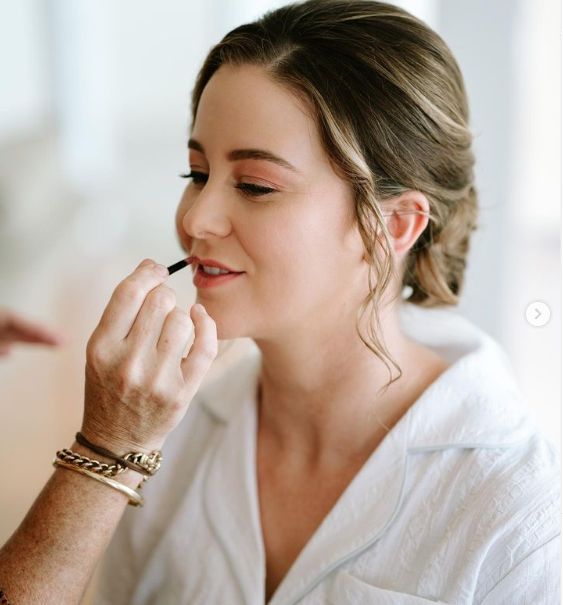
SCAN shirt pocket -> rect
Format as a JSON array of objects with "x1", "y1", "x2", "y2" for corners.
[{"x1": 329, "y1": 570, "x2": 449, "y2": 605}]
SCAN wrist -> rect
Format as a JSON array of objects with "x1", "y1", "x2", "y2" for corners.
[
  {"x1": 75, "y1": 430, "x2": 163, "y2": 480},
  {"x1": 79, "y1": 424, "x2": 165, "y2": 455}
]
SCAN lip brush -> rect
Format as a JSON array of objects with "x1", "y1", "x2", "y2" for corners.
[{"x1": 166, "y1": 256, "x2": 195, "y2": 275}]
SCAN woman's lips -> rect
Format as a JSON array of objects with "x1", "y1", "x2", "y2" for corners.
[
  {"x1": 192, "y1": 257, "x2": 241, "y2": 273},
  {"x1": 193, "y1": 265, "x2": 245, "y2": 289}
]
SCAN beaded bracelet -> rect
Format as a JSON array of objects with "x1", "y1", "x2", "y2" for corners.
[{"x1": 0, "y1": 589, "x2": 12, "y2": 605}]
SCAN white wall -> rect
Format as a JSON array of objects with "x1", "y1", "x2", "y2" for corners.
[
  {"x1": 0, "y1": 0, "x2": 50, "y2": 137},
  {"x1": 436, "y1": 0, "x2": 560, "y2": 444}
]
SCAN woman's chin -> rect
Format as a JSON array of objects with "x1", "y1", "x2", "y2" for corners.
[
  {"x1": 202, "y1": 312, "x2": 247, "y2": 341},
  {"x1": 216, "y1": 326, "x2": 242, "y2": 340}
]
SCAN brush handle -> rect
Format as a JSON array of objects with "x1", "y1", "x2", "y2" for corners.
[{"x1": 167, "y1": 256, "x2": 194, "y2": 275}]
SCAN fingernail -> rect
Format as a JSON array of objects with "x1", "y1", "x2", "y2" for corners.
[
  {"x1": 194, "y1": 303, "x2": 206, "y2": 314},
  {"x1": 154, "y1": 264, "x2": 169, "y2": 276}
]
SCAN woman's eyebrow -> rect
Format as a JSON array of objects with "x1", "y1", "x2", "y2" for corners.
[{"x1": 187, "y1": 137, "x2": 300, "y2": 174}]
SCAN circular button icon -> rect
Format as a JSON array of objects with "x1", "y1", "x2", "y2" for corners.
[{"x1": 525, "y1": 301, "x2": 551, "y2": 327}]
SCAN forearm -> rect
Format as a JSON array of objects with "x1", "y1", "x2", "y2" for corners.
[{"x1": 0, "y1": 442, "x2": 144, "y2": 605}]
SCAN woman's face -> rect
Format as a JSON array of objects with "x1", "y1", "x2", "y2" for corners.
[{"x1": 175, "y1": 63, "x2": 369, "y2": 341}]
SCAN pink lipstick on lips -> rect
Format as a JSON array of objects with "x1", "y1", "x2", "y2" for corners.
[
  {"x1": 191, "y1": 256, "x2": 245, "y2": 289},
  {"x1": 165, "y1": 256, "x2": 244, "y2": 289}
]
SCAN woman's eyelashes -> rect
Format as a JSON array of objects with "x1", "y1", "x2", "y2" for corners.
[{"x1": 179, "y1": 171, "x2": 277, "y2": 197}]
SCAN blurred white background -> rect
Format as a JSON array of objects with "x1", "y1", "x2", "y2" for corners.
[{"x1": 0, "y1": 1, "x2": 560, "y2": 601}]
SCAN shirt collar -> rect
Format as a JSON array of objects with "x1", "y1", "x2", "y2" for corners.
[
  {"x1": 197, "y1": 304, "x2": 537, "y2": 604},
  {"x1": 400, "y1": 303, "x2": 536, "y2": 450}
]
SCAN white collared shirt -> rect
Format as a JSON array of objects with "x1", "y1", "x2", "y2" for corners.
[{"x1": 95, "y1": 303, "x2": 561, "y2": 604}]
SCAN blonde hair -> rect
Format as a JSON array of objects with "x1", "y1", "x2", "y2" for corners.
[{"x1": 190, "y1": 0, "x2": 479, "y2": 393}]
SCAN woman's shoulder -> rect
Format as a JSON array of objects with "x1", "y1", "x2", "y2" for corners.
[
  {"x1": 406, "y1": 416, "x2": 559, "y2": 513},
  {"x1": 466, "y1": 434, "x2": 560, "y2": 600},
  {"x1": 465, "y1": 432, "x2": 560, "y2": 529},
  {"x1": 393, "y1": 431, "x2": 560, "y2": 601},
  {"x1": 406, "y1": 420, "x2": 560, "y2": 540},
  {"x1": 398, "y1": 347, "x2": 560, "y2": 594}
]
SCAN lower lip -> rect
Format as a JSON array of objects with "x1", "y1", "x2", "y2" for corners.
[{"x1": 193, "y1": 266, "x2": 245, "y2": 289}]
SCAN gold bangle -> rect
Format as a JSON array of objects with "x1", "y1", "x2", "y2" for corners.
[{"x1": 53, "y1": 459, "x2": 144, "y2": 507}]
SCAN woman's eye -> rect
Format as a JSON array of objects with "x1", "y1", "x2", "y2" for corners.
[
  {"x1": 179, "y1": 171, "x2": 276, "y2": 198},
  {"x1": 235, "y1": 182, "x2": 277, "y2": 197},
  {"x1": 179, "y1": 171, "x2": 208, "y2": 185}
]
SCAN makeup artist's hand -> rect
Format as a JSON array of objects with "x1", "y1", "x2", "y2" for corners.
[
  {"x1": 0, "y1": 306, "x2": 65, "y2": 357},
  {"x1": 81, "y1": 258, "x2": 218, "y2": 453}
]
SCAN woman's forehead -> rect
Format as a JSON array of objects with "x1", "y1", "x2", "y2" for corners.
[{"x1": 191, "y1": 64, "x2": 324, "y2": 169}]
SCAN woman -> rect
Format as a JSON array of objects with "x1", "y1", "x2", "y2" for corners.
[{"x1": 0, "y1": 1, "x2": 559, "y2": 603}]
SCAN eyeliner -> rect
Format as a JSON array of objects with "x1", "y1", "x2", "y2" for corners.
[{"x1": 167, "y1": 256, "x2": 195, "y2": 275}]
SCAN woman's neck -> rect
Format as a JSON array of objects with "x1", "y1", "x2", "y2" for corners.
[{"x1": 253, "y1": 308, "x2": 442, "y2": 471}]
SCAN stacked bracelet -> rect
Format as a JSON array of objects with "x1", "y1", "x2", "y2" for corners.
[
  {"x1": 52, "y1": 434, "x2": 162, "y2": 507},
  {"x1": 75, "y1": 432, "x2": 162, "y2": 479},
  {"x1": 52, "y1": 459, "x2": 144, "y2": 506}
]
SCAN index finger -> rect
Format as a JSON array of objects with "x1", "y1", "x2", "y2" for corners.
[{"x1": 96, "y1": 260, "x2": 171, "y2": 342}]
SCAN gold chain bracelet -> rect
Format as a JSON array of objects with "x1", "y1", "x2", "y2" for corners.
[
  {"x1": 74, "y1": 432, "x2": 163, "y2": 478},
  {"x1": 55, "y1": 448, "x2": 126, "y2": 477}
]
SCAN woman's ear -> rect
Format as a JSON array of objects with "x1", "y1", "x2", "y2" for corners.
[{"x1": 382, "y1": 191, "x2": 430, "y2": 258}]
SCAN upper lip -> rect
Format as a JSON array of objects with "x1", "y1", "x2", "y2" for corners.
[{"x1": 192, "y1": 256, "x2": 243, "y2": 273}]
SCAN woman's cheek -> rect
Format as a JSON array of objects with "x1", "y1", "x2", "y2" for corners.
[{"x1": 175, "y1": 193, "x2": 192, "y2": 252}]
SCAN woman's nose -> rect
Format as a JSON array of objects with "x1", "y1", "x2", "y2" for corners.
[{"x1": 181, "y1": 189, "x2": 232, "y2": 240}]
